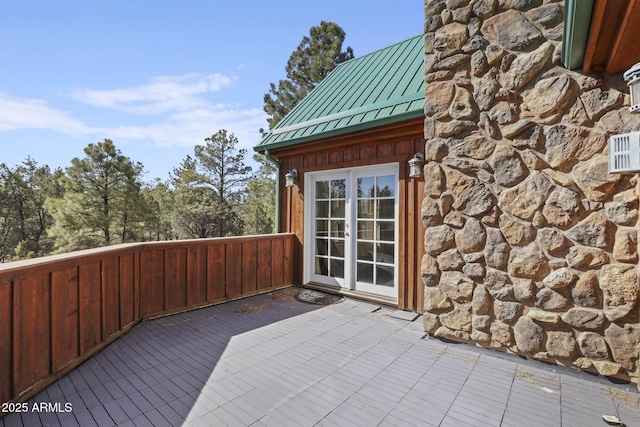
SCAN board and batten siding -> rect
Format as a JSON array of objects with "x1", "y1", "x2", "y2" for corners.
[{"x1": 269, "y1": 118, "x2": 426, "y2": 312}]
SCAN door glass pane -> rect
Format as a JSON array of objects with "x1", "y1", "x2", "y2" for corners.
[
  {"x1": 377, "y1": 243, "x2": 394, "y2": 263},
  {"x1": 376, "y1": 221, "x2": 394, "y2": 241},
  {"x1": 357, "y1": 200, "x2": 374, "y2": 218},
  {"x1": 357, "y1": 177, "x2": 374, "y2": 197},
  {"x1": 330, "y1": 239, "x2": 345, "y2": 257},
  {"x1": 330, "y1": 200, "x2": 345, "y2": 218},
  {"x1": 316, "y1": 181, "x2": 329, "y2": 199},
  {"x1": 316, "y1": 238, "x2": 328, "y2": 256},
  {"x1": 377, "y1": 199, "x2": 394, "y2": 219},
  {"x1": 331, "y1": 179, "x2": 346, "y2": 198},
  {"x1": 376, "y1": 175, "x2": 395, "y2": 197},
  {"x1": 315, "y1": 257, "x2": 328, "y2": 275},
  {"x1": 315, "y1": 220, "x2": 328, "y2": 237},
  {"x1": 316, "y1": 201, "x2": 329, "y2": 218},
  {"x1": 330, "y1": 220, "x2": 345, "y2": 238},
  {"x1": 357, "y1": 221, "x2": 374, "y2": 240},
  {"x1": 357, "y1": 242, "x2": 374, "y2": 261},
  {"x1": 330, "y1": 259, "x2": 344, "y2": 278},
  {"x1": 376, "y1": 265, "x2": 394, "y2": 287},
  {"x1": 357, "y1": 262, "x2": 374, "y2": 283}
]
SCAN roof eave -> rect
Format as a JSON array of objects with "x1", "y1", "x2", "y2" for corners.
[{"x1": 254, "y1": 109, "x2": 425, "y2": 153}]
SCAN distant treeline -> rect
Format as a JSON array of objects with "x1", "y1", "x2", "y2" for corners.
[{"x1": 0, "y1": 130, "x2": 275, "y2": 262}]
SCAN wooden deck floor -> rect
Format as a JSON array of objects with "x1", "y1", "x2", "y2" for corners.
[{"x1": 1, "y1": 288, "x2": 638, "y2": 427}]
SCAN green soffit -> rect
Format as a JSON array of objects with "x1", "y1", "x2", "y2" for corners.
[
  {"x1": 562, "y1": 0, "x2": 595, "y2": 70},
  {"x1": 255, "y1": 34, "x2": 426, "y2": 152}
]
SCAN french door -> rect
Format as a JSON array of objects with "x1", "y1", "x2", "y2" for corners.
[{"x1": 305, "y1": 164, "x2": 398, "y2": 299}]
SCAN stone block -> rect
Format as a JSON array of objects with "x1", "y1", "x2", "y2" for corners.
[
  {"x1": 484, "y1": 228, "x2": 510, "y2": 269},
  {"x1": 576, "y1": 332, "x2": 609, "y2": 359},
  {"x1": 472, "y1": 284, "x2": 492, "y2": 315},
  {"x1": 481, "y1": 9, "x2": 543, "y2": 51},
  {"x1": 521, "y1": 75, "x2": 577, "y2": 123},
  {"x1": 542, "y1": 187, "x2": 582, "y2": 229},
  {"x1": 561, "y1": 308, "x2": 605, "y2": 330},
  {"x1": 424, "y1": 225, "x2": 456, "y2": 255},
  {"x1": 542, "y1": 267, "x2": 576, "y2": 290},
  {"x1": 437, "y1": 248, "x2": 465, "y2": 271},
  {"x1": 513, "y1": 316, "x2": 543, "y2": 352},
  {"x1": 491, "y1": 145, "x2": 527, "y2": 187},
  {"x1": 537, "y1": 228, "x2": 568, "y2": 257},
  {"x1": 566, "y1": 246, "x2": 609, "y2": 270},
  {"x1": 535, "y1": 287, "x2": 570, "y2": 310},
  {"x1": 604, "y1": 323, "x2": 640, "y2": 371},
  {"x1": 571, "y1": 271, "x2": 601, "y2": 307},
  {"x1": 600, "y1": 264, "x2": 639, "y2": 321},
  {"x1": 572, "y1": 154, "x2": 622, "y2": 202},
  {"x1": 493, "y1": 300, "x2": 522, "y2": 324},
  {"x1": 440, "y1": 271, "x2": 475, "y2": 302},
  {"x1": 484, "y1": 268, "x2": 513, "y2": 300},
  {"x1": 580, "y1": 88, "x2": 623, "y2": 121},
  {"x1": 472, "y1": 314, "x2": 492, "y2": 330},
  {"x1": 612, "y1": 227, "x2": 638, "y2": 263},
  {"x1": 546, "y1": 331, "x2": 577, "y2": 358},
  {"x1": 604, "y1": 188, "x2": 639, "y2": 226},
  {"x1": 545, "y1": 125, "x2": 607, "y2": 172},
  {"x1": 525, "y1": 308, "x2": 559, "y2": 323},
  {"x1": 490, "y1": 320, "x2": 513, "y2": 347},
  {"x1": 439, "y1": 304, "x2": 472, "y2": 332},
  {"x1": 421, "y1": 196, "x2": 441, "y2": 227},
  {"x1": 565, "y1": 212, "x2": 614, "y2": 250},
  {"x1": 455, "y1": 218, "x2": 486, "y2": 253},
  {"x1": 499, "y1": 213, "x2": 535, "y2": 246},
  {"x1": 499, "y1": 171, "x2": 554, "y2": 221},
  {"x1": 499, "y1": 42, "x2": 554, "y2": 90},
  {"x1": 421, "y1": 254, "x2": 440, "y2": 287},
  {"x1": 424, "y1": 287, "x2": 453, "y2": 312},
  {"x1": 508, "y1": 243, "x2": 550, "y2": 279}
]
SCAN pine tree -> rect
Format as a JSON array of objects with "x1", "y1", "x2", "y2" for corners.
[
  {"x1": 48, "y1": 139, "x2": 150, "y2": 252},
  {"x1": 171, "y1": 130, "x2": 251, "y2": 238},
  {"x1": 263, "y1": 21, "x2": 354, "y2": 131}
]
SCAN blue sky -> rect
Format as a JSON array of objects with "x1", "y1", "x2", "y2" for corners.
[{"x1": 0, "y1": 1, "x2": 423, "y2": 181}]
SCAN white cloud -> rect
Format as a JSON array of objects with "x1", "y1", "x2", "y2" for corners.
[
  {"x1": 70, "y1": 73, "x2": 235, "y2": 114},
  {"x1": 0, "y1": 73, "x2": 269, "y2": 153},
  {"x1": 104, "y1": 106, "x2": 268, "y2": 151},
  {"x1": 0, "y1": 92, "x2": 91, "y2": 134}
]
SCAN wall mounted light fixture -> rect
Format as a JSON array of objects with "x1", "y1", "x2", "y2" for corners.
[
  {"x1": 285, "y1": 168, "x2": 298, "y2": 187},
  {"x1": 408, "y1": 153, "x2": 424, "y2": 178},
  {"x1": 624, "y1": 62, "x2": 640, "y2": 114},
  {"x1": 608, "y1": 61, "x2": 640, "y2": 173}
]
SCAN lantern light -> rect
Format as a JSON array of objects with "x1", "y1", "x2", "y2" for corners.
[
  {"x1": 284, "y1": 168, "x2": 298, "y2": 187},
  {"x1": 624, "y1": 61, "x2": 640, "y2": 114},
  {"x1": 408, "y1": 153, "x2": 424, "y2": 178}
]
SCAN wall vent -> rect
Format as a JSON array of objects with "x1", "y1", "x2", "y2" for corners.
[{"x1": 608, "y1": 131, "x2": 640, "y2": 173}]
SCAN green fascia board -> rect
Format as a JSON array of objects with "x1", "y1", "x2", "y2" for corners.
[
  {"x1": 562, "y1": 0, "x2": 595, "y2": 70},
  {"x1": 255, "y1": 34, "x2": 425, "y2": 153}
]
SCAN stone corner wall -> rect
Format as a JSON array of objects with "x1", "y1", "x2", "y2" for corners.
[{"x1": 422, "y1": 0, "x2": 639, "y2": 383}]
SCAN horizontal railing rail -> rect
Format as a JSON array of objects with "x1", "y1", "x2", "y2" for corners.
[{"x1": 0, "y1": 233, "x2": 295, "y2": 406}]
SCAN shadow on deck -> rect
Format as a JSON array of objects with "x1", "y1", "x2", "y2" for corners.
[{"x1": 1, "y1": 288, "x2": 639, "y2": 427}]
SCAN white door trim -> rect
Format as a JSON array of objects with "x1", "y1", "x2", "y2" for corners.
[{"x1": 303, "y1": 163, "x2": 399, "y2": 299}]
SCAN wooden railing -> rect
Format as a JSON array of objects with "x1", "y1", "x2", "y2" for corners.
[{"x1": 0, "y1": 234, "x2": 295, "y2": 405}]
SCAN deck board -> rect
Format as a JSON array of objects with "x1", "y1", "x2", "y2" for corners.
[{"x1": 1, "y1": 289, "x2": 637, "y2": 427}]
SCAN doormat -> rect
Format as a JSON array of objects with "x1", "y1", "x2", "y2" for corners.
[{"x1": 294, "y1": 289, "x2": 344, "y2": 305}]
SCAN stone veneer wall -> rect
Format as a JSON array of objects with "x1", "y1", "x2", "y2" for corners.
[{"x1": 422, "y1": 0, "x2": 639, "y2": 383}]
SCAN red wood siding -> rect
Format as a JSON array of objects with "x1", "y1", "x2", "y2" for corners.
[
  {"x1": 0, "y1": 234, "x2": 295, "y2": 406},
  {"x1": 270, "y1": 119, "x2": 426, "y2": 312}
]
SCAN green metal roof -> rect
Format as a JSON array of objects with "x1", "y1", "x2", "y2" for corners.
[{"x1": 255, "y1": 34, "x2": 425, "y2": 152}]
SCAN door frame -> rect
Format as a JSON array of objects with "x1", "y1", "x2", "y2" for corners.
[{"x1": 303, "y1": 163, "x2": 399, "y2": 299}]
